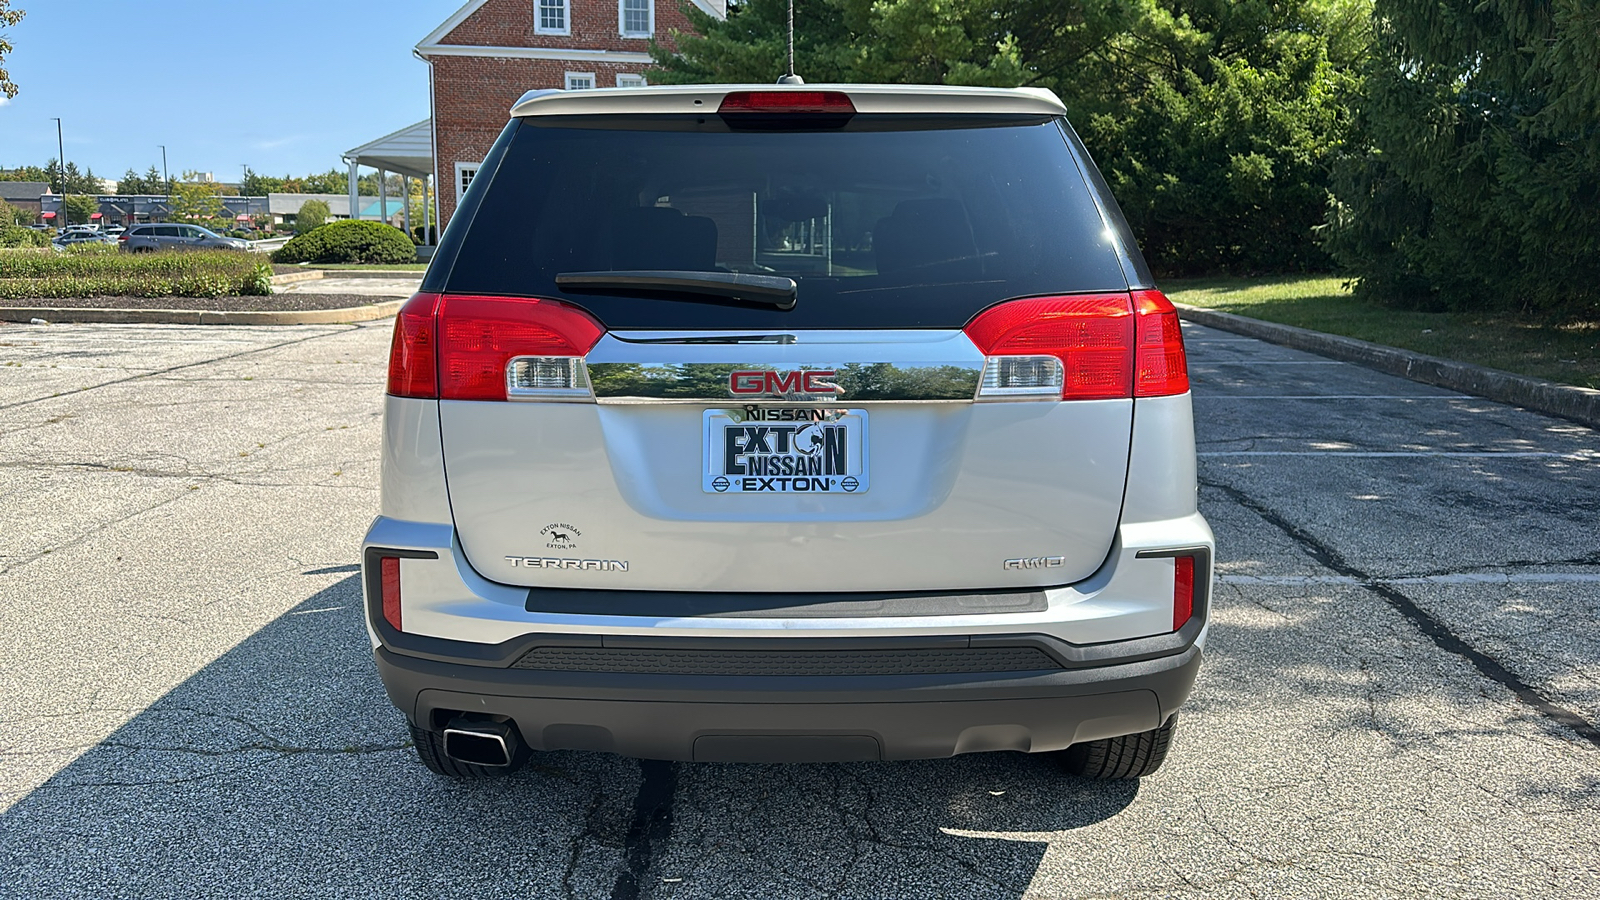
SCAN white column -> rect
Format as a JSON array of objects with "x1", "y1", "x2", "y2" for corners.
[
  {"x1": 402, "y1": 175, "x2": 412, "y2": 237},
  {"x1": 347, "y1": 160, "x2": 359, "y2": 220},
  {"x1": 423, "y1": 175, "x2": 432, "y2": 244},
  {"x1": 378, "y1": 167, "x2": 388, "y2": 226}
]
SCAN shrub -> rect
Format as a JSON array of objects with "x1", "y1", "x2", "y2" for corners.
[
  {"x1": 0, "y1": 249, "x2": 271, "y2": 299},
  {"x1": 271, "y1": 219, "x2": 416, "y2": 265},
  {"x1": 296, "y1": 199, "x2": 330, "y2": 231},
  {"x1": 0, "y1": 225, "x2": 49, "y2": 248}
]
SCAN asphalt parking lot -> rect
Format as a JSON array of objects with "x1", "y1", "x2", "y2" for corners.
[{"x1": 1, "y1": 318, "x2": 1597, "y2": 898}]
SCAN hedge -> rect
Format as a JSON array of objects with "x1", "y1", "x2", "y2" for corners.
[
  {"x1": 0, "y1": 225, "x2": 49, "y2": 249},
  {"x1": 0, "y1": 249, "x2": 272, "y2": 299},
  {"x1": 271, "y1": 220, "x2": 415, "y2": 265}
]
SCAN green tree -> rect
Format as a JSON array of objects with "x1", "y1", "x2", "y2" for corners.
[
  {"x1": 296, "y1": 199, "x2": 330, "y2": 231},
  {"x1": 0, "y1": 198, "x2": 33, "y2": 225},
  {"x1": 44, "y1": 159, "x2": 103, "y2": 195},
  {"x1": 0, "y1": 165, "x2": 50, "y2": 182},
  {"x1": 652, "y1": 0, "x2": 1369, "y2": 275},
  {"x1": 62, "y1": 194, "x2": 99, "y2": 225},
  {"x1": 0, "y1": 2, "x2": 23, "y2": 99},
  {"x1": 1321, "y1": 0, "x2": 1600, "y2": 317},
  {"x1": 242, "y1": 167, "x2": 286, "y2": 196},
  {"x1": 169, "y1": 175, "x2": 225, "y2": 223}
]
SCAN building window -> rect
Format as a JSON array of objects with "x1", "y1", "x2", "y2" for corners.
[
  {"x1": 535, "y1": 0, "x2": 568, "y2": 35},
  {"x1": 454, "y1": 162, "x2": 481, "y2": 201},
  {"x1": 565, "y1": 72, "x2": 595, "y2": 91},
  {"x1": 616, "y1": 73, "x2": 647, "y2": 88},
  {"x1": 620, "y1": 0, "x2": 652, "y2": 37}
]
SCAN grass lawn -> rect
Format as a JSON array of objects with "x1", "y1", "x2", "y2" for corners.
[{"x1": 1165, "y1": 275, "x2": 1600, "y2": 391}]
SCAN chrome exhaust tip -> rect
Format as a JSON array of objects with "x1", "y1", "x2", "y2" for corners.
[{"x1": 441, "y1": 719, "x2": 520, "y2": 767}]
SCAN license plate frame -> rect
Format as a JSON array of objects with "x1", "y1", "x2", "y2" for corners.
[{"x1": 703, "y1": 407, "x2": 869, "y2": 494}]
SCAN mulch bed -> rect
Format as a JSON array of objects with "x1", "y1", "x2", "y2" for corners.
[{"x1": 0, "y1": 294, "x2": 391, "y2": 312}]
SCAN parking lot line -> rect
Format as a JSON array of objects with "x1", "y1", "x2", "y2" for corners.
[
  {"x1": 1200, "y1": 450, "x2": 1599, "y2": 459},
  {"x1": 1221, "y1": 573, "x2": 1600, "y2": 586}
]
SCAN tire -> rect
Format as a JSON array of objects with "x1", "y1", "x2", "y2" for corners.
[
  {"x1": 1060, "y1": 714, "x2": 1178, "y2": 780},
  {"x1": 409, "y1": 723, "x2": 521, "y2": 779}
]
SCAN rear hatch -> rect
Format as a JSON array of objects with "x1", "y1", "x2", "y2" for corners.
[{"x1": 413, "y1": 87, "x2": 1183, "y2": 593}]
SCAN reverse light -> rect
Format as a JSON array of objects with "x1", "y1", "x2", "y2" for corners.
[
  {"x1": 380, "y1": 556, "x2": 402, "y2": 632},
  {"x1": 1173, "y1": 555, "x2": 1196, "y2": 631}
]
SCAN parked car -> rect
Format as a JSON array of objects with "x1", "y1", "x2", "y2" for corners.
[
  {"x1": 369, "y1": 83, "x2": 1211, "y2": 780},
  {"x1": 118, "y1": 223, "x2": 250, "y2": 252},
  {"x1": 51, "y1": 230, "x2": 115, "y2": 249}
]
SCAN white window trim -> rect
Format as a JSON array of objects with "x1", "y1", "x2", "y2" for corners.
[
  {"x1": 565, "y1": 71, "x2": 596, "y2": 91},
  {"x1": 534, "y1": 0, "x2": 570, "y2": 36},
  {"x1": 454, "y1": 161, "x2": 482, "y2": 201},
  {"x1": 619, "y1": 0, "x2": 654, "y2": 38},
  {"x1": 616, "y1": 73, "x2": 647, "y2": 88}
]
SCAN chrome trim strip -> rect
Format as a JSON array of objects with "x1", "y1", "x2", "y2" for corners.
[{"x1": 584, "y1": 330, "x2": 986, "y2": 403}]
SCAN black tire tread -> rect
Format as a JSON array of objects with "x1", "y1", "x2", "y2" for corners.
[
  {"x1": 410, "y1": 723, "x2": 515, "y2": 779},
  {"x1": 1061, "y1": 714, "x2": 1177, "y2": 780}
]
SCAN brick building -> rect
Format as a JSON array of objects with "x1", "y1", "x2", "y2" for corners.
[{"x1": 416, "y1": 0, "x2": 727, "y2": 228}]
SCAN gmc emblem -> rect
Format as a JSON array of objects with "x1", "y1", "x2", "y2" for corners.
[{"x1": 729, "y1": 370, "x2": 839, "y2": 395}]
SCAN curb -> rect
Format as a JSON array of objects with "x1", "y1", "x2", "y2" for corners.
[
  {"x1": 1, "y1": 300, "x2": 403, "y2": 327},
  {"x1": 268, "y1": 270, "x2": 325, "y2": 286},
  {"x1": 296, "y1": 269, "x2": 425, "y2": 279},
  {"x1": 1176, "y1": 304, "x2": 1600, "y2": 430}
]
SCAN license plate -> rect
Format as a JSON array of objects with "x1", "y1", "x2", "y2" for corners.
[{"x1": 703, "y1": 408, "x2": 868, "y2": 493}]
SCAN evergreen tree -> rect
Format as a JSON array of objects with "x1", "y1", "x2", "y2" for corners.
[
  {"x1": 652, "y1": 0, "x2": 1368, "y2": 275},
  {"x1": 1322, "y1": 0, "x2": 1600, "y2": 317}
]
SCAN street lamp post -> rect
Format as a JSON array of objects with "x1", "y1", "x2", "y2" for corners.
[
  {"x1": 49, "y1": 117, "x2": 64, "y2": 227},
  {"x1": 159, "y1": 145, "x2": 169, "y2": 222}
]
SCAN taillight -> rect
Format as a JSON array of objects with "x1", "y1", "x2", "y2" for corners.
[
  {"x1": 380, "y1": 556, "x2": 402, "y2": 632},
  {"x1": 1173, "y1": 555, "x2": 1196, "y2": 631},
  {"x1": 963, "y1": 291, "x2": 1189, "y2": 400},
  {"x1": 384, "y1": 293, "x2": 605, "y2": 401},
  {"x1": 1132, "y1": 290, "x2": 1189, "y2": 397},
  {"x1": 438, "y1": 295, "x2": 604, "y2": 400},
  {"x1": 387, "y1": 292, "x2": 440, "y2": 398},
  {"x1": 964, "y1": 294, "x2": 1134, "y2": 400},
  {"x1": 117, "y1": 233, "x2": 129, "y2": 242}
]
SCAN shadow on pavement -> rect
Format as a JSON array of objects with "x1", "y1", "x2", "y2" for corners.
[{"x1": 0, "y1": 574, "x2": 1136, "y2": 899}]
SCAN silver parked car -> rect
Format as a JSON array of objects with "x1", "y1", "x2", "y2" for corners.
[
  {"x1": 118, "y1": 223, "x2": 249, "y2": 252},
  {"x1": 367, "y1": 84, "x2": 1213, "y2": 780}
]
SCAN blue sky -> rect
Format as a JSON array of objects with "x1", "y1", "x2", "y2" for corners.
[{"x1": 0, "y1": 0, "x2": 461, "y2": 180}]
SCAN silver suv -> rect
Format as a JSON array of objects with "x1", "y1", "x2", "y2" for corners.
[
  {"x1": 366, "y1": 84, "x2": 1212, "y2": 780},
  {"x1": 118, "y1": 223, "x2": 249, "y2": 252}
]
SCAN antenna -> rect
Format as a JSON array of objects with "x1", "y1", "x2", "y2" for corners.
[{"x1": 776, "y1": 0, "x2": 805, "y2": 84}]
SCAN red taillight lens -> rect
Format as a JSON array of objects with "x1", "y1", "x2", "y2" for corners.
[
  {"x1": 117, "y1": 233, "x2": 129, "y2": 242},
  {"x1": 1132, "y1": 290, "x2": 1189, "y2": 397},
  {"x1": 388, "y1": 292, "x2": 441, "y2": 398},
  {"x1": 437, "y1": 295, "x2": 605, "y2": 401},
  {"x1": 963, "y1": 294, "x2": 1135, "y2": 400},
  {"x1": 380, "y1": 556, "x2": 402, "y2": 632},
  {"x1": 718, "y1": 90, "x2": 856, "y2": 115},
  {"x1": 1173, "y1": 555, "x2": 1196, "y2": 631}
]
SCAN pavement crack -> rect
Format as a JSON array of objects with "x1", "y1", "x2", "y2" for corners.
[
  {"x1": 608, "y1": 759, "x2": 677, "y2": 900},
  {"x1": 1202, "y1": 476, "x2": 1600, "y2": 751},
  {"x1": 0, "y1": 325, "x2": 358, "y2": 413}
]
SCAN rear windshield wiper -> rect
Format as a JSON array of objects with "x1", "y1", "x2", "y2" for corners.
[{"x1": 555, "y1": 270, "x2": 798, "y2": 310}]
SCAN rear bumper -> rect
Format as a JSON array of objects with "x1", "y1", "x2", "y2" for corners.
[{"x1": 375, "y1": 630, "x2": 1202, "y2": 762}]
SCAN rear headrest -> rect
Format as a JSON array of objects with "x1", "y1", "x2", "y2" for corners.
[
  {"x1": 873, "y1": 198, "x2": 977, "y2": 276},
  {"x1": 613, "y1": 206, "x2": 718, "y2": 271}
]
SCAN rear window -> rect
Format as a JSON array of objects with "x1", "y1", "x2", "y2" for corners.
[{"x1": 441, "y1": 116, "x2": 1128, "y2": 330}]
